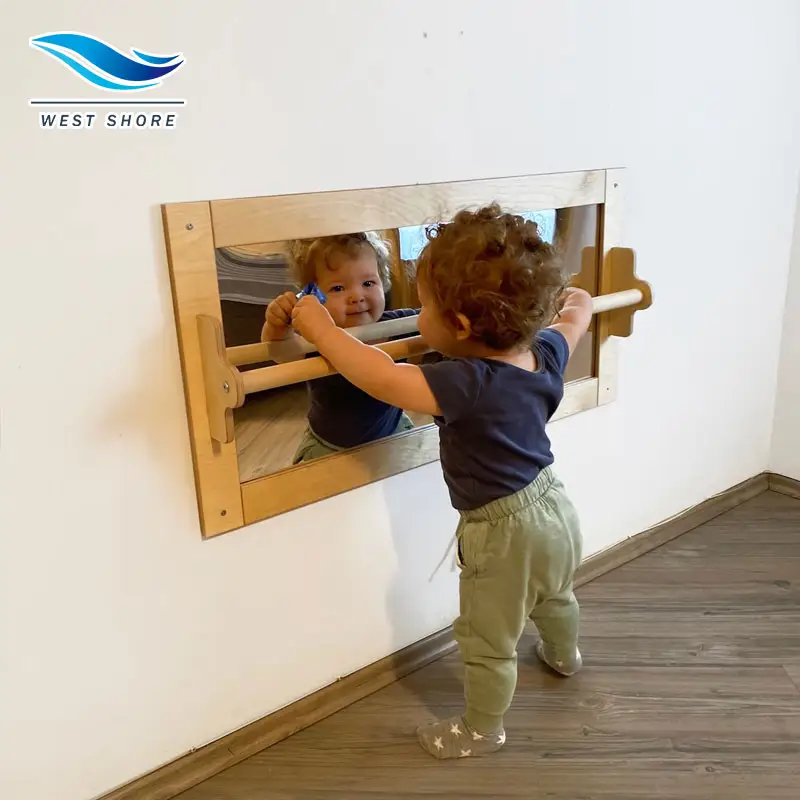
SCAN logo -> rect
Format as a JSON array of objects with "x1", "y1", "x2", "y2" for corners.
[
  {"x1": 30, "y1": 32, "x2": 184, "y2": 91},
  {"x1": 29, "y1": 31, "x2": 185, "y2": 131}
]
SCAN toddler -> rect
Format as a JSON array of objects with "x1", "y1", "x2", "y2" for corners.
[
  {"x1": 291, "y1": 204, "x2": 593, "y2": 758},
  {"x1": 262, "y1": 232, "x2": 419, "y2": 463}
]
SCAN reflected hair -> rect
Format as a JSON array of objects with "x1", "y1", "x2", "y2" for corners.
[
  {"x1": 287, "y1": 232, "x2": 392, "y2": 291},
  {"x1": 416, "y1": 203, "x2": 568, "y2": 350}
]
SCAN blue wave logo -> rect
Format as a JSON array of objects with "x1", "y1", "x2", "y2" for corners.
[{"x1": 30, "y1": 32, "x2": 183, "y2": 92}]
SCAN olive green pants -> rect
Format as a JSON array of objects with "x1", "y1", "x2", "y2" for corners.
[
  {"x1": 454, "y1": 467, "x2": 583, "y2": 733},
  {"x1": 292, "y1": 412, "x2": 415, "y2": 464}
]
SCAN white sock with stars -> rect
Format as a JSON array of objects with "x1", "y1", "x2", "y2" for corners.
[
  {"x1": 416, "y1": 715, "x2": 505, "y2": 759},
  {"x1": 535, "y1": 639, "x2": 582, "y2": 676}
]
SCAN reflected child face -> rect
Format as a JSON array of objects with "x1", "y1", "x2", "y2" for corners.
[{"x1": 315, "y1": 248, "x2": 386, "y2": 328}]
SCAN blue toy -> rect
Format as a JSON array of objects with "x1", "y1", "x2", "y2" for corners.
[{"x1": 296, "y1": 282, "x2": 327, "y2": 304}]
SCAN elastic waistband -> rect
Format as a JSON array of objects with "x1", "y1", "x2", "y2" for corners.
[
  {"x1": 458, "y1": 467, "x2": 556, "y2": 523},
  {"x1": 309, "y1": 412, "x2": 414, "y2": 453},
  {"x1": 307, "y1": 425, "x2": 346, "y2": 452}
]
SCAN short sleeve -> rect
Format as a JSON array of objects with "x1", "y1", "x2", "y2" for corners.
[
  {"x1": 380, "y1": 308, "x2": 420, "y2": 320},
  {"x1": 535, "y1": 328, "x2": 570, "y2": 376},
  {"x1": 380, "y1": 308, "x2": 421, "y2": 347},
  {"x1": 419, "y1": 359, "x2": 485, "y2": 423}
]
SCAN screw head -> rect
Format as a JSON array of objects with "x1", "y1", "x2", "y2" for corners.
[
  {"x1": 185, "y1": 223, "x2": 194, "y2": 230},
  {"x1": 223, "y1": 381, "x2": 230, "y2": 393},
  {"x1": 221, "y1": 509, "x2": 227, "y2": 517}
]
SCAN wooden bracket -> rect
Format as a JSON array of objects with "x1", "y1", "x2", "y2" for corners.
[
  {"x1": 604, "y1": 247, "x2": 652, "y2": 337},
  {"x1": 197, "y1": 315, "x2": 245, "y2": 445},
  {"x1": 571, "y1": 245, "x2": 651, "y2": 338}
]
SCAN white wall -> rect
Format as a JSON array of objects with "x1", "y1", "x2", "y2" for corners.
[
  {"x1": 2, "y1": 2, "x2": 799, "y2": 799},
  {"x1": 772, "y1": 187, "x2": 800, "y2": 480}
]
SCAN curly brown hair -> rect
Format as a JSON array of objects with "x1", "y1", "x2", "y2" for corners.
[
  {"x1": 416, "y1": 203, "x2": 568, "y2": 350},
  {"x1": 287, "y1": 232, "x2": 392, "y2": 291}
]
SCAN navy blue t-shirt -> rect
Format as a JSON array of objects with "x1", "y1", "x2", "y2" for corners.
[
  {"x1": 307, "y1": 308, "x2": 420, "y2": 448},
  {"x1": 419, "y1": 328, "x2": 570, "y2": 510}
]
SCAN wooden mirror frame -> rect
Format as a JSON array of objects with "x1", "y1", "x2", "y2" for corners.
[{"x1": 162, "y1": 167, "x2": 626, "y2": 537}]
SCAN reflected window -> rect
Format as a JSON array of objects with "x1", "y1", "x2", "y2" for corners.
[{"x1": 397, "y1": 210, "x2": 557, "y2": 261}]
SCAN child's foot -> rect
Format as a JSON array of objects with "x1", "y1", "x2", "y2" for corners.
[
  {"x1": 416, "y1": 715, "x2": 506, "y2": 759},
  {"x1": 535, "y1": 640, "x2": 582, "y2": 676}
]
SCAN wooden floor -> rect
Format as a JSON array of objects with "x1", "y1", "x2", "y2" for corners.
[
  {"x1": 179, "y1": 491, "x2": 800, "y2": 799},
  {"x1": 234, "y1": 385, "x2": 434, "y2": 482}
]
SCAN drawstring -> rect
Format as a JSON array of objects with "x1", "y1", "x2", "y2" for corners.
[{"x1": 429, "y1": 532, "x2": 459, "y2": 581}]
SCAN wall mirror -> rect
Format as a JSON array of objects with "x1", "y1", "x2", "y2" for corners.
[
  {"x1": 215, "y1": 204, "x2": 598, "y2": 482},
  {"x1": 162, "y1": 168, "x2": 639, "y2": 537}
]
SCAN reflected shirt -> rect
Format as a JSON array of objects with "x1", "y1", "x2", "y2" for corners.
[
  {"x1": 307, "y1": 308, "x2": 420, "y2": 448},
  {"x1": 419, "y1": 328, "x2": 569, "y2": 510}
]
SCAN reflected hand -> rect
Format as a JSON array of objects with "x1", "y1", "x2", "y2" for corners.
[
  {"x1": 263, "y1": 291, "x2": 297, "y2": 340},
  {"x1": 292, "y1": 295, "x2": 336, "y2": 343}
]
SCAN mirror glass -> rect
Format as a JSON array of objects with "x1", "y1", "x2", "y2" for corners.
[{"x1": 215, "y1": 204, "x2": 599, "y2": 482}]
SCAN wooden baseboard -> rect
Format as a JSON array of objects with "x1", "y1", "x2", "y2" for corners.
[
  {"x1": 575, "y1": 472, "x2": 770, "y2": 587},
  {"x1": 768, "y1": 472, "x2": 800, "y2": 500},
  {"x1": 100, "y1": 470, "x2": 782, "y2": 800},
  {"x1": 100, "y1": 627, "x2": 455, "y2": 800}
]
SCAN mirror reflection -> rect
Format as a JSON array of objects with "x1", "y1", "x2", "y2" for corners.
[{"x1": 216, "y1": 204, "x2": 598, "y2": 481}]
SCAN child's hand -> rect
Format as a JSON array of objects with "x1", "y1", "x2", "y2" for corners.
[
  {"x1": 263, "y1": 291, "x2": 297, "y2": 340},
  {"x1": 558, "y1": 287, "x2": 592, "y2": 313},
  {"x1": 291, "y1": 295, "x2": 336, "y2": 343},
  {"x1": 548, "y1": 287, "x2": 593, "y2": 356}
]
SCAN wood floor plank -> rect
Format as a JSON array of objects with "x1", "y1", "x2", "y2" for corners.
[
  {"x1": 178, "y1": 491, "x2": 800, "y2": 800},
  {"x1": 784, "y1": 663, "x2": 800, "y2": 693}
]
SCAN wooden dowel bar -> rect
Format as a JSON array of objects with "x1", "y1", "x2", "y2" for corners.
[
  {"x1": 237, "y1": 288, "x2": 645, "y2": 396},
  {"x1": 240, "y1": 335, "x2": 431, "y2": 395},
  {"x1": 228, "y1": 314, "x2": 420, "y2": 367},
  {"x1": 590, "y1": 288, "x2": 642, "y2": 314},
  {"x1": 229, "y1": 290, "x2": 640, "y2": 369},
  {"x1": 228, "y1": 341, "x2": 276, "y2": 367}
]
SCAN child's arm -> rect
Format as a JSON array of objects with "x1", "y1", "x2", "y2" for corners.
[
  {"x1": 291, "y1": 297, "x2": 441, "y2": 416},
  {"x1": 547, "y1": 287, "x2": 593, "y2": 356},
  {"x1": 261, "y1": 291, "x2": 298, "y2": 342}
]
